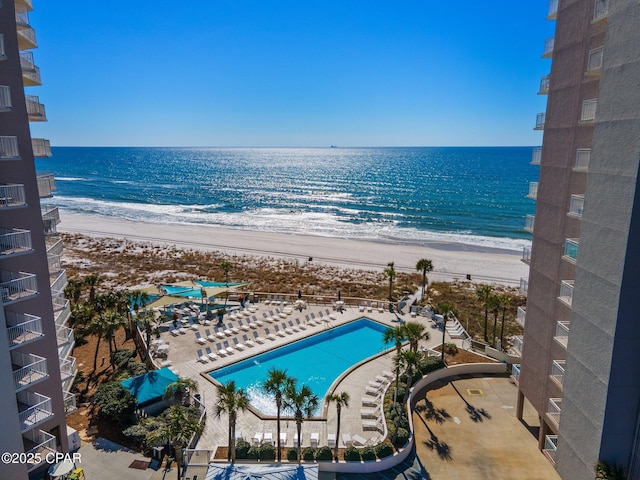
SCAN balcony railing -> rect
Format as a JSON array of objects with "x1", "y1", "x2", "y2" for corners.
[
  {"x1": 32, "y1": 138, "x2": 51, "y2": 157},
  {"x1": 6, "y1": 312, "x2": 43, "y2": 348},
  {"x1": 16, "y1": 0, "x2": 34, "y2": 11},
  {"x1": 534, "y1": 112, "x2": 545, "y2": 130},
  {"x1": 51, "y1": 269, "x2": 68, "y2": 293},
  {"x1": 25, "y1": 95, "x2": 46, "y2": 122},
  {"x1": 19, "y1": 51, "x2": 41, "y2": 86},
  {"x1": 574, "y1": 149, "x2": 590, "y2": 171},
  {"x1": 15, "y1": 10, "x2": 30, "y2": 27},
  {"x1": 569, "y1": 194, "x2": 585, "y2": 218},
  {"x1": 0, "y1": 136, "x2": 20, "y2": 160},
  {"x1": 42, "y1": 206, "x2": 60, "y2": 235},
  {"x1": 543, "y1": 435, "x2": 558, "y2": 464},
  {"x1": 12, "y1": 351, "x2": 48, "y2": 391},
  {"x1": 543, "y1": 36, "x2": 555, "y2": 58},
  {"x1": 37, "y1": 174, "x2": 56, "y2": 198},
  {"x1": 46, "y1": 237, "x2": 63, "y2": 257},
  {"x1": 0, "y1": 183, "x2": 26, "y2": 208},
  {"x1": 63, "y1": 391, "x2": 77, "y2": 415},
  {"x1": 551, "y1": 360, "x2": 566, "y2": 389},
  {"x1": 513, "y1": 335, "x2": 524, "y2": 355},
  {"x1": 547, "y1": 397, "x2": 562, "y2": 427},
  {"x1": 524, "y1": 214, "x2": 535, "y2": 233},
  {"x1": 23, "y1": 429, "x2": 57, "y2": 472},
  {"x1": 517, "y1": 306, "x2": 526, "y2": 328},
  {"x1": 531, "y1": 147, "x2": 542, "y2": 165},
  {"x1": 56, "y1": 325, "x2": 74, "y2": 360},
  {"x1": 587, "y1": 47, "x2": 604, "y2": 74},
  {"x1": 0, "y1": 85, "x2": 12, "y2": 111},
  {"x1": 559, "y1": 280, "x2": 574, "y2": 307},
  {"x1": 522, "y1": 246, "x2": 531, "y2": 265},
  {"x1": 17, "y1": 25, "x2": 37, "y2": 49},
  {"x1": 511, "y1": 364, "x2": 521, "y2": 384},
  {"x1": 0, "y1": 271, "x2": 38, "y2": 305},
  {"x1": 60, "y1": 356, "x2": 77, "y2": 385},
  {"x1": 520, "y1": 278, "x2": 529, "y2": 294},
  {"x1": 593, "y1": 0, "x2": 609, "y2": 22},
  {"x1": 547, "y1": 0, "x2": 558, "y2": 19},
  {"x1": 52, "y1": 294, "x2": 71, "y2": 326},
  {"x1": 563, "y1": 238, "x2": 579, "y2": 263},
  {"x1": 580, "y1": 99, "x2": 598, "y2": 123},
  {"x1": 0, "y1": 228, "x2": 32, "y2": 256},
  {"x1": 554, "y1": 321, "x2": 570, "y2": 348},
  {"x1": 17, "y1": 390, "x2": 53, "y2": 433},
  {"x1": 527, "y1": 182, "x2": 538, "y2": 199},
  {"x1": 48, "y1": 253, "x2": 62, "y2": 275},
  {"x1": 538, "y1": 75, "x2": 550, "y2": 95}
]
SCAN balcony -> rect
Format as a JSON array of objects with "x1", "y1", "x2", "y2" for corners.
[
  {"x1": 0, "y1": 228, "x2": 32, "y2": 257},
  {"x1": 522, "y1": 246, "x2": 531, "y2": 265},
  {"x1": 0, "y1": 183, "x2": 27, "y2": 208},
  {"x1": 593, "y1": 0, "x2": 609, "y2": 22},
  {"x1": 580, "y1": 99, "x2": 598, "y2": 123},
  {"x1": 568, "y1": 194, "x2": 585, "y2": 218},
  {"x1": 0, "y1": 85, "x2": 12, "y2": 111},
  {"x1": 542, "y1": 36, "x2": 554, "y2": 58},
  {"x1": 12, "y1": 351, "x2": 48, "y2": 392},
  {"x1": 0, "y1": 136, "x2": 20, "y2": 160},
  {"x1": 534, "y1": 112, "x2": 545, "y2": 130},
  {"x1": 511, "y1": 364, "x2": 521, "y2": 384},
  {"x1": 63, "y1": 391, "x2": 77, "y2": 415},
  {"x1": 51, "y1": 269, "x2": 68, "y2": 293},
  {"x1": 52, "y1": 294, "x2": 71, "y2": 327},
  {"x1": 563, "y1": 238, "x2": 579, "y2": 263},
  {"x1": 60, "y1": 356, "x2": 77, "y2": 387},
  {"x1": 48, "y1": 252, "x2": 62, "y2": 275},
  {"x1": 512, "y1": 335, "x2": 524, "y2": 356},
  {"x1": 0, "y1": 271, "x2": 38, "y2": 305},
  {"x1": 17, "y1": 390, "x2": 53, "y2": 433},
  {"x1": 574, "y1": 149, "x2": 590, "y2": 172},
  {"x1": 6, "y1": 312, "x2": 43, "y2": 348},
  {"x1": 559, "y1": 280, "x2": 574, "y2": 308},
  {"x1": 547, "y1": 0, "x2": 558, "y2": 19},
  {"x1": 17, "y1": 25, "x2": 37, "y2": 50},
  {"x1": 32, "y1": 138, "x2": 52, "y2": 157},
  {"x1": 517, "y1": 306, "x2": 526, "y2": 328},
  {"x1": 543, "y1": 435, "x2": 558, "y2": 464},
  {"x1": 538, "y1": 75, "x2": 550, "y2": 95},
  {"x1": 524, "y1": 214, "x2": 535, "y2": 233},
  {"x1": 23, "y1": 430, "x2": 57, "y2": 472},
  {"x1": 520, "y1": 278, "x2": 529, "y2": 295},
  {"x1": 46, "y1": 237, "x2": 63, "y2": 257},
  {"x1": 554, "y1": 321, "x2": 570, "y2": 349},
  {"x1": 587, "y1": 47, "x2": 604, "y2": 75},
  {"x1": 42, "y1": 206, "x2": 60, "y2": 235},
  {"x1": 37, "y1": 174, "x2": 56, "y2": 198},
  {"x1": 20, "y1": 51, "x2": 41, "y2": 86},
  {"x1": 547, "y1": 397, "x2": 562, "y2": 428},
  {"x1": 550, "y1": 360, "x2": 566, "y2": 390},
  {"x1": 527, "y1": 182, "x2": 538, "y2": 200},
  {"x1": 531, "y1": 147, "x2": 542, "y2": 165},
  {"x1": 16, "y1": 0, "x2": 34, "y2": 11},
  {"x1": 25, "y1": 95, "x2": 46, "y2": 122},
  {"x1": 56, "y1": 324, "x2": 74, "y2": 360}
]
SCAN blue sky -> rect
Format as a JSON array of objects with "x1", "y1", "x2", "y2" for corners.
[{"x1": 27, "y1": 1, "x2": 555, "y2": 147}]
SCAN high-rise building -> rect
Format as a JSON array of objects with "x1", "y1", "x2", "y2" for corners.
[
  {"x1": 0, "y1": 1, "x2": 75, "y2": 478},
  {"x1": 516, "y1": 0, "x2": 640, "y2": 478}
]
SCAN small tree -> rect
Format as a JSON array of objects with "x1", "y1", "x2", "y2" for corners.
[
  {"x1": 284, "y1": 382, "x2": 319, "y2": 464},
  {"x1": 326, "y1": 391, "x2": 350, "y2": 461},
  {"x1": 262, "y1": 368, "x2": 294, "y2": 462},
  {"x1": 476, "y1": 285, "x2": 493, "y2": 342},
  {"x1": 403, "y1": 321, "x2": 430, "y2": 352},
  {"x1": 94, "y1": 382, "x2": 137, "y2": 426},
  {"x1": 164, "y1": 377, "x2": 198, "y2": 406},
  {"x1": 214, "y1": 380, "x2": 249, "y2": 463},
  {"x1": 415, "y1": 258, "x2": 434, "y2": 300},
  {"x1": 384, "y1": 262, "x2": 396, "y2": 301}
]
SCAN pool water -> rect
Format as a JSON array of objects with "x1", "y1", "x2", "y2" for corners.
[{"x1": 209, "y1": 318, "x2": 390, "y2": 416}]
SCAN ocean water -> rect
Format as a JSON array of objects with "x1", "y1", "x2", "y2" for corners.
[{"x1": 36, "y1": 146, "x2": 537, "y2": 251}]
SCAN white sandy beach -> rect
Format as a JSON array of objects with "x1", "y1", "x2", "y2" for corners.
[{"x1": 59, "y1": 212, "x2": 529, "y2": 286}]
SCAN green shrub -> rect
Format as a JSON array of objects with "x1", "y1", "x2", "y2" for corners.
[
  {"x1": 122, "y1": 423, "x2": 148, "y2": 444},
  {"x1": 94, "y1": 382, "x2": 137, "y2": 426},
  {"x1": 246, "y1": 447, "x2": 259, "y2": 460},
  {"x1": 344, "y1": 446, "x2": 361, "y2": 462},
  {"x1": 259, "y1": 443, "x2": 275, "y2": 461},
  {"x1": 315, "y1": 446, "x2": 332, "y2": 461},
  {"x1": 443, "y1": 343, "x2": 458, "y2": 354},
  {"x1": 392, "y1": 427, "x2": 410, "y2": 447},
  {"x1": 112, "y1": 349, "x2": 136, "y2": 368},
  {"x1": 125, "y1": 360, "x2": 147, "y2": 376},
  {"x1": 376, "y1": 442, "x2": 394, "y2": 458},
  {"x1": 287, "y1": 448, "x2": 299, "y2": 461},
  {"x1": 302, "y1": 447, "x2": 316, "y2": 461},
  {"x1": 393, "y1": 413, "x2": 409, "y2": 430},
  {"x1": 235, "y1": 440, "x2": 250, "y2": 459},
  {"x1": 360, "y1": 447, "x2": 376, "y2": 461},
  {"x1": 420, "y1": 358, "x2": 445, "y2": 375}
]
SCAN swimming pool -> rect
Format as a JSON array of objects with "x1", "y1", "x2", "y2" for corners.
[{"x1": 208, "y1": 318, "x2": 391, "y2": 416}]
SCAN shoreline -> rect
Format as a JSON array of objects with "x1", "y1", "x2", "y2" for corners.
[{"x1": 58, "y1": 212, "x2": 529, "y2": 286}]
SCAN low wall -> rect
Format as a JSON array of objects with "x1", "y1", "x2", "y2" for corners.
[{"x1": 483, "y1": 346, "x2": 520, "y2": 365}]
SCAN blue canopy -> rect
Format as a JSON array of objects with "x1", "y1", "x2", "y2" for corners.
[{"x1": 120, "y1": 367, "x2": 179, "y2": 406}]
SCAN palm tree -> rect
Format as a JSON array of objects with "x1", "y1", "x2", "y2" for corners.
[
  {"x1": 326, "y1": 391, "x2": 350, "y2": 461},
  {"x1": 146, "y1": 404, "x2": 204, "y2": 480},
  {"x1": 489, "y1": 294, "x2": 500, "y2": 347},
  {"x1": 399, "y1": 350, "x2": 423, "y2": 404},
  {"x1": 84, "y1": 274, "x2": 102, "y2": 304},
  {"x1": 164, "y1": 377, "x2": 198, "y2": 406},
  {"x1": 214, "y1": 380, "x2": 249, "y2": 463},
  {"x1": 284, "y1": 382, "x2": 319, "y2": 464},
  {"x1": 88, "y1": 311, "x2": 110, "y2": 372},
  {"x1": 476, "y1": 285, "x2": 493, "y2": 342},
  {"x1": 404, "y1": 321, "x2": 430, "y2": 352},
  {"x1": 137, "y1": 310, "x2": 158, "y2": 370},
  {"x1": 383, "y1": 261, "x2": 396, "y2": 301},
  {"x1": 498, "y1": 294, "x2": 512, "y2": 350},
  {"x1": 102, "y1": 309, "x2": 127, "y2": 363},
  {"x1": 262, "y1": 368, "x2": 294, "y2": 462},
  {"x1": 220, "y1": 261, "x2": 232, "y2": 307},
  {"x1": 438, "y1": 302, "x2": 458, "y2": 363},
  {"x1": 415, "y1": 258, "x2": 434, "y2": 301},
  {"x1": 383, "y1": 326, "x2": 407, "y2": 354},
  {"x1": 64, "y1": 278, "x2": 84, "y2": 305}
]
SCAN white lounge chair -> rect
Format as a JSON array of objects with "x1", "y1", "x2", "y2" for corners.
[
  {"x1": 232, "y1": 338, "x2": 246, "y2": 350},
  {"x1": 196, "y1": 349, "x2": 208, "y2": 363},
  {"x1": 242, "y1": 334, "x2": 256, "y2": 347},
  {"x1": 360, "y1": 408, "x2": 379, "y2": 418},
  {"x1": 253, "y1": 331, "x2": 265, "y2": 344},
  {"x1": 205, "y1": 329, "x2": 216, "y2": 342},
  {"x1": 352, "y1": 434, "x2": 367, "y2": 446},
  {"x1": 367, "y1": 302, "x2": 373, "y2": 312},
  {"x1": 359, "y1": 302, "x2": 365, "y2": 312},
  {"x1": 382, "y1": 370, "x2": 394, "y2": 379},
  {"x1": 253, "y1": 432, "x2": 263, "y2": 446},
  {"x1": 222, "y1": 341, "x2": 235, "y2": 354},
  {"x1": 280, "y1": 432, "x2": 287, "y2": 446},
  {"x1": 264, "y1": 328, "x2": 276, "y2": 341},
  {"x1": 326, "y1": 309, "x2": 337, "y2": 321},
  {"x1": 195, "y1": 332, "x2": 207, "y2": 345},
  {"x1": 263, "y1": 432, "x2": 274, "y2": 445},
  {"x1": 327, "y1": 433, "x2": 336, "y2": 447},
  {"x1": 170, "y1": 329, "x2": 180, "y2": 337},
  {"x1": 310, "y1": 432, "x2": 319, "y2": 447},
  {"x1": 216, "y1": 343, "x2": 228, "y2": 357},
  {"x1": 362, "y1": 396, "x2": 378, "y2": 407},
  {"x1": 342, "y1": 433, "x2": 353, "y2": 447},
  {"x1": 377, "y1": 302, "x2": 385, "y2": 313},
  {"x1": 362, "y1": 419, "x2": 381, "y2": 431},
  {"x1": 205, "y1": 347, "x2": 218, "y2": 361},
  {"x1": 274, "y1": 325, "x2": 287, "y2": 337}
]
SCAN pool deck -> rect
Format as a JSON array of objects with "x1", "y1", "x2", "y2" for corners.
[{"x1": 152, "y1": 301, "x2": 453, "y2": 455}]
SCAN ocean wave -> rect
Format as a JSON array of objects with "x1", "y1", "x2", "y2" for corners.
[{"x1": 55, "y1": 177, "x2": 86, "y2": 181}]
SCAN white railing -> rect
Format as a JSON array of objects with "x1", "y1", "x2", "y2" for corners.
[
  {"x1": 19, "y1": 50, "x2": 35, "y2": 69},
  {"x1": 56, "y1": 325, "x2": 74, "y2": 360},
  {"x1": 51, "y1": 269, "x2": 68, "y2": 293},
  {"x1": 53, "y1": 295, "x2": 71, "y2": 326},
  {"x1": 511, "y1": 364, "x2": 521, "y2": 383},
  {"x1": 524, "y1": 214, "x2": 535, "y2": 232},
  {"x1": 593, "y1": 0, "x2": 608, "y2": 22},
  {"x1": 42, "y1": 206, "x2": 60, "y2": 235},
  {"x1": 543, "y1": 435, "x2": 558, "y2": 464},
  {"x1": 520, "y1": 278, "x2": 529, "y2": 294},
  {"x1": 531, "y1": 147, "x2": 542, "y2": 165},
  {"x1": 587, "y1": 47, "x2": 604, "y2": 74},
  {"x1": 0, "y1": 136, "x2": 19, "y2": 160},
  {"x1": 17, "y1": 390, "x2": 53, "y2": 432},
  {"x1": 0, "y1": 228, "x2": 32, "y2": 256},
  {"x1": 0, "y1": 183, "x2": 26, "y2": 207},
  {"x1": 47, "y1": 253, "x2": 62, "y2": 275},
  {"x1": 559, "y1": 280, "x2": 574, "y2": 307},
  {"x1": 517, "y1": 307, "x2": 526, "y2": 328},
  {"x1": 32, "y1": 138, "x2": 51, "y2": 157},
  {"x1": 37, "y1": 174, "x2": 55, "y2": 198},
  {"x1": 535, "y1": 112, "x2": 545, "y2": 130},
  {"x1": 12, "y1": 351, "x2": 47, "y2": 391},
  {"x1": 547, "y1": 0, "x2": 558, "y2": 19},
  {"x1": 522, "y1": 246, "x2": 531, "y2": 264},
  {"x1": 15, "y1": 10, "x2": 30, "y2": 26},
  {"x1": 46, "y1": 237, "x2": 63, "y2": 257},
  {"x1": 551, "y1": 360, "x2": 566, "y2": 388},
  {"x1": 24, "y1": 429, "x2": 57, "y2": 471},
  {"x1": 555, "y1": 321, "x2": 570, "y2": 348},
  {"x1": 512, "y1": 335, "x2": 524, "y2": 355},
  {"x1": 575, "y1": 149, "x2": 590, "y2": 171},
  {"x1": 20, "y1": 51, "x2": 41, "y2": 85},
  {"x1": 543, "y1": 36, "x2": 555, "y2": 58},
  {"x1": 17, "y1": 26, "x2": 37, "y2": 48},
  {"x1": 63, "y1": 391, "x2": 77, "y2": 415},
  {"x1": 528, "y1": 182, "x2": 538, "y2": 199},
  {"x1": 580, "y1": 99, "x2": 597, "y2": 123},
  {"x1": 538, "y1": 75, "x2": 550, "y2": 95},
  {"x1": 569, "y1": 194, "x2": 585, "y2": 217},
  {"x1": 0, "y1": 86, "x2": 12, "y2": 111},
  {"x1": 0, "y1": 271, "x2": 38, "y2": 304},
  {"x1": 6, "y1": 312, "x2": 43, "y2": 348},
  {"x1": 563, "y1": 238, "x2": 579, "y2": 262},
  {"x1": 547, "y1": 397, "x2": 562, "y2": 426},
  {"x1": 25, "y1": 95, "x2": 46, "y2": 121},
  {"x1": 60, "y1": 356, "x2": 77, "y2": 385}
]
